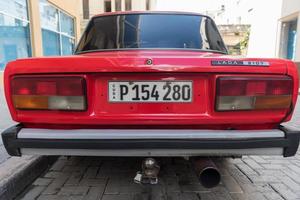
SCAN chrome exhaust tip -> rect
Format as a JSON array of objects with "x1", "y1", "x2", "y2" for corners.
[{"x1": 192, "y1": 158, "x2": 221, "y2": 188}]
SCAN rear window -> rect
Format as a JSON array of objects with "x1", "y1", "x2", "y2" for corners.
[{"x1": 75, "y1": 13, "x2": 227, "y2": 54}]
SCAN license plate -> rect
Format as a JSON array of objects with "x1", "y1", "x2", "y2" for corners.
[{"x1": 108, "y1": 81, "x2": 192, "y2": 102}]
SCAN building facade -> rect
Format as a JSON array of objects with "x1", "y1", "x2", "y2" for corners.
[
  {"x1": 0, "y1": 0, "x2": 81, "y2": 72},
  {"x1": 80, "y1": 0, "x2": 157, "y2": 32},
  {"x1": 218, "y1": 24, "x2": 250, "y2": 56},
  {"x1": 278, "y1": 0, "x2": 300, "y2": 63}
]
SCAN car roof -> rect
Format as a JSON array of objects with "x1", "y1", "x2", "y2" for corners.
[{"x1": 92, "y1": 11, "x2": 211, "y2": 19}]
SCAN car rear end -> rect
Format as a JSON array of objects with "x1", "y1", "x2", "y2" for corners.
[{"x1": 2, "y1": 12, "x2": 300, "y2": 157}]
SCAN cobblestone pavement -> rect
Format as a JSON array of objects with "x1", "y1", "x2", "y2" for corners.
[{"x1": 14, "y1": 101, "x2": 300, "y2": 200}]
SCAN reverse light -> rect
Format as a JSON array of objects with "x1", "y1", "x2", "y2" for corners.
[
  {"x1": 11, "y1": 77, "x2": 86, "y2": 111},
  {"x1": 216, "y1": 76, "x2": 293, "y2": 111}
]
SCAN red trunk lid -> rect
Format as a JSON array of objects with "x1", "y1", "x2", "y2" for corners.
[{"x1": 4, "y1": 51, "x2": 297, "y2": 129}]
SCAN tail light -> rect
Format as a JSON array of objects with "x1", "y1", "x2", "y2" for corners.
[
  {"x1": 11, "y1": 76, "x2": 86, "y2": 111},
  {"x1": 216, "y1": 76, "x2": 293, "y2": 111}
]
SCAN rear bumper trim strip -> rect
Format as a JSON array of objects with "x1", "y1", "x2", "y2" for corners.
[
  {"x1": 17, "y1": 128, "x2": 285, "y2": 140},
  {"x1": 2, "y1": 124, "x2": 300, "y2": 157}
]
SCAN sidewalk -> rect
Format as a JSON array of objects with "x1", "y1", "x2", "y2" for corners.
[{"x1": 0, "y1": 86, "x2": 14, "y2": 164}]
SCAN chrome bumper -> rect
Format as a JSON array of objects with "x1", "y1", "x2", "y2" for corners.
[{"x1": 2, "y1": 125, "x2": 300, "y2": 157}]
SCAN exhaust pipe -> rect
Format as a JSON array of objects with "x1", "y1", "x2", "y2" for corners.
[{"x1": 192, "y1": 158, "x2": 221, "y2": 188}]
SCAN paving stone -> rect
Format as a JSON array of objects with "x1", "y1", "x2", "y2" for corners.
[
  {"x1": 167, "y1": 192, "x2": 200, "y2": 200},
  {"x1": 180, "y1": 182, "x2": 211, "y2": 193},
  {"x1": 50, "y1": 160, "x2": 67, "y2": 171},
  {"x1": 20, "y1": 186, "x2": 45, "y2": 200},
  {"x1": 199, "y1": 193, "x2": 218, "y2": 200},
  {"x1": 261, "y1": 164, "x2": 284, "y2": 170},
  {"x1": 242, "y1": 158, "x2": 264, "y2": 170},
  {"x1": 263, "y1": 191, "x2": 285, "y2": 200},
  {"x1": 291, "y1": 160, "x2": 300, "y2": 166},
  {"x1": 249, "y1": 156, "x2": 269, "y2": 164},
  {"x1": 288, "y1": 164, "x2": 300, "y2": 174},
  {"x1": 65, "y1": 157, "x2": 84, "y2": 166},
  {"x1": 89, "y1": 159, "x2": 102, "y2": 167},
  {"x1": 33, "y1": 178, "x2": 53, "y2": 186},
  {"x1": 44, "y1": 171, "x2": 71, "y2": 179},
  {"x1": 65, "y1": 171, "x2": 84, "y2": 186},
  {"x1": 83, "y1": 186, "x2": 105, "y2": 200},
  {"x1": 57, "y1": 186, "x2": 89, "y2": 196},
  {"x1": 221, "y1": 175, "x2": 243, "y2": 193},
  {"x1": 239, "y1": 183, "x2": 273, "y2": 194},
  {"x1": 37, "y1": 195, "x2": 70, "y2": 200},
  {"x1": 235, "y1": 163, "x2": 258, "y2": 175},
  {"x1": 231, "y1": 192, "x2": 269, "y2": 200},
  {"x1": 68, "y1": 196, "x2": 85, "y2": 200},
  {"x1": 162, "y1": 177, "x2": 180, "y2": 193},
  {"x1": 246, "y1": 192, "x2": 268, "y2": 200},
  {"x1": 105, "y1": 179, "x2": 145, "y2": 194},
  {"x1": 131, "y1": 193, "x2": 152, "y2": 200},
  {"x1": 270, "y1": 183, "x2": 299, "y2": 200},
  {"x1": 256, "y1": 169, "x2": 282, "y2": 176},
  {"x1": 248, "y1": 174, "x2": 280, "y2": 184},
  {"x1": 283, "y1": 168, "x2": 300, "y2": 184},
  {"x1": 229, "y1": 193, "x2": 247, "y2": 200},
  {"x1": 83, "y1": 166, "x2": 99, "y2": 179},
  {"x1": 267, "y1": 159, "x2": 290, "y2": 165},
  {"x1": 210, "y1": 186, "x2": 234, "y2": 200},
  {"x1": 42, "y1": 175, "x2": 69, "y2": 195},
  {"x1": 63, "y1": 165, "x2": 87, "y2": 173},
  {"x1": 227, "y1": 168, "x2": 252, "y2": 184},
  {"x1": 281, "y1": 177, "x2": 300, "y2": 191},
  {"x1": 79, "y1": 178, "x2": 107, "y2": 187},
  {"x1": 137, "y1": 185, "x2": 166, "y2": 200},
  {"x1": 101, "y1": 194, "x2": 133, "y2": 200}
]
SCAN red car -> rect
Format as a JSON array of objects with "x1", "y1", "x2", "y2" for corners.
[{"x1": 2, "y1": 12, "x2": 300, "y2": 158}]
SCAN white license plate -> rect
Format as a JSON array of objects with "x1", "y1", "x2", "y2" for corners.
[{"x1": 108, "y1": 81, "x2": 192, "y2": 102}]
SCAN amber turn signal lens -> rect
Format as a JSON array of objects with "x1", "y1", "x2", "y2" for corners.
[
  {"x1": 13, "y1": 95, "x2": 49, "y2": 110},
  {"x1": 254, "y1": 95, "x2": 292, "y2": 109}
]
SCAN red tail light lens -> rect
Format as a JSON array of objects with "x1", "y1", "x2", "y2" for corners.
[
  {"x1": 11, "y1": 76, "x2": 86, "y2": 111},
  {"x1": 216, "y1": 76, "x2": 292, "y2": 111}
]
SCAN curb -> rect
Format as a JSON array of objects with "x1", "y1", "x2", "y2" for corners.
[{"x1": 0, "y1": 156, "x2": 57, "y2": 200}]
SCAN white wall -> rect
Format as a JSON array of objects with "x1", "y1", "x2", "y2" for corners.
[
  {"x1": 88, "y1": 0, "x2": 104, "y2": 15},
  {"x1": 281, "y1": 0, "x2": 300, "y2": 17},
  {"x1": 131, "y1": 0, "x2": 146, "y2": 10},
  {"x1": 247, "y1": 0, "x2": 282, "y2": 58}
]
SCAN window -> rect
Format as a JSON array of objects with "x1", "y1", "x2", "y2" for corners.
[
  {"x1": 82, "y1": 0, "x2": 89, "y2": 19},
  {"x1": 125, "y1": 0, "x2": 131, "y2": 11},
  {"x1": 40, "y1": 0, "x2": 75, "y2": 56},
  {"x1": 280, "y1": 19, "x2": 298, "y2": 60},
  {"x1": 76, "y1": 14, "x2": 227, "y2": 54},
  {"x1": 104, "y1": 0, "x2": 111, "y2": 12},
  {"x1": 146, "y1": 0, "x2": 151, "y2": 10},
  {"x1": 115, "y1": 0, "x2": 121, "y2": 11},
  {"x1": 287, "y1": 20, "x2": 297, "y2": 60},
  {"x1": 0, "y1": 0, "x2": 31, "y2": 70}
]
